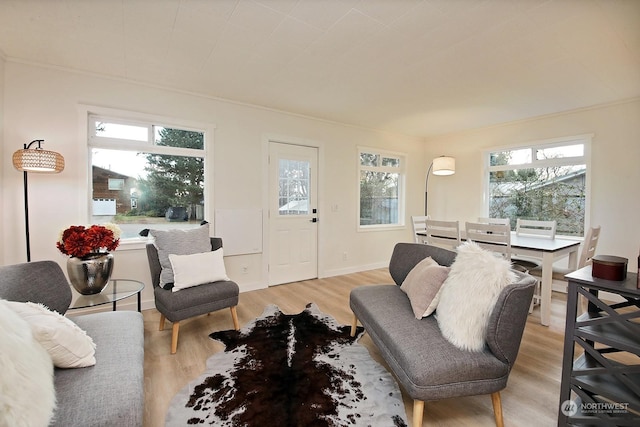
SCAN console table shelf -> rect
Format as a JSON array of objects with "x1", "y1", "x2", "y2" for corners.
[{"x1": 558, "y1": 266, "x2": 640, "y2": 426}]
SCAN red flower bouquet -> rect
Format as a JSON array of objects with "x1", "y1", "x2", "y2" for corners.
[{"x1": 57, "y1": 223, "x2": 121, "y2": 259}]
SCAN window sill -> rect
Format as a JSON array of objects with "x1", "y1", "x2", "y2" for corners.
[
  {"x1": 115, "y1": 237, "x2": 150, "y2": 251},
  {"x1": 358, "y1": 224, "x2": 405, "y2": 232}
]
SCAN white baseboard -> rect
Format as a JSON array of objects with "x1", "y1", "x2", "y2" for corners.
[{"x1": 321, "y1": 262, "x2": 388, "y2": 279}]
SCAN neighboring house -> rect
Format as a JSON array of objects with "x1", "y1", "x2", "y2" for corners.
[{"x1": 92, "y1": 166, "x2": 138, "y2": 216}]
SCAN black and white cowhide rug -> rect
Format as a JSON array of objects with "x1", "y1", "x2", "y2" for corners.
[{"x1": 166, "y1": 303, "x2": 408, "y2": 426}]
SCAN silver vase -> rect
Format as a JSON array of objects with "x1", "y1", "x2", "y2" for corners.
[{"x1": 67, "y1": 253, "x2": 114, "y2": 295}]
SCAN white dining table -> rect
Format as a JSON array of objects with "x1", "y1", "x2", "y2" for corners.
[{"x1": 509, "y1": 233, "x2": 580, "y2": 326}]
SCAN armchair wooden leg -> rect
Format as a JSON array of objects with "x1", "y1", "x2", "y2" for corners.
[
  {"x1": 159, "y1": 314, "x2": 166, "y2": 331},
  {"x1": 230, "y1": 306, "x2": 240, "y2": 330},
  {"x1": 350, "y1": 313, "x2": 358, "y2": 337},
  {"x1": 413, "y1": 399, "x2": 424, "y2": 426},
  {"x1": 171, "y1": 322, "x2": 180, "y2": 354},
  {"x1": 491, "y1": 392, "x2": 504, "y2": 427}
]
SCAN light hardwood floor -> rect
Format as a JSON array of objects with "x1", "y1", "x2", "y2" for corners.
[{"x1": 143, "y1": 269, "x2": 569, "y2": 427}]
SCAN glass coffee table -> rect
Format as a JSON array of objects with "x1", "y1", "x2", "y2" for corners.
[{"x1": 68, "y1": 279, "x2": 144, "y2": 312}]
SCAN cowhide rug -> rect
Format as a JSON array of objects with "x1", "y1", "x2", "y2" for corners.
[{"x1": 166, "y1": 303, "x2": 408, "y2": 426}]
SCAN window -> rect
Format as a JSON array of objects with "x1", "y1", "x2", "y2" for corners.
[
  {"x1": 358, "y1": 148, "x2": 405, "y2": 228},
  {"x1": 108, "y1": 178, "x2": 124, "y2": 190},
  {"x1": 486, "y1": 136, "x2": 590, "y2": 236},
  {"x1": 89, "y1": 115, "x2": 207, "y2": 239}
]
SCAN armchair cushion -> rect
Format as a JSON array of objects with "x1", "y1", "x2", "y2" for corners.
[
  {"x1": 169, "y1": 248, "x2": 230, "y2": 292},
  {"x1": 150, "y1": 224, "x2": 212, "y2": 289},
  {"x1": 436, "y1": 241, "x2": 516, "y2": 352}
]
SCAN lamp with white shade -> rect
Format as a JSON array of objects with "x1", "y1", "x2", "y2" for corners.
[
  {"x1": 425, "y1": 156, "x2": 455, "y2": 216},
  {"x1": 12, "y1": 139, "x2": 65, "y2": 261}
]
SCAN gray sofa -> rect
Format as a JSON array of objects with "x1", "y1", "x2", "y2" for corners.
[
  {"x1": 350, "y1": 243, "x2": 536, "y2": 426},
  {"x1": 0, "y1": 260, "x2": 144, "y2": 427}
]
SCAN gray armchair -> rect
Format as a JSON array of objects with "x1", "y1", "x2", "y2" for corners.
[{"x1": 146, "y1": 237, "x2": 240, "y2": 354}]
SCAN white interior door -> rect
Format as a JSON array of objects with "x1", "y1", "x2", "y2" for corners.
[{"x1": 268, "y1": 142, "x2": 318, "y2": 286}]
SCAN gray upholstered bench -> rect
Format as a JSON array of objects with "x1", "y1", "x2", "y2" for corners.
[{"x1": 350, "y1": 243, "x2": 535, "y2": 426}]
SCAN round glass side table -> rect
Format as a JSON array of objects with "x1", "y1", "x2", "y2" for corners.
[{"x1": 68, "y1": 278, "x2": 144, "y2": 312}]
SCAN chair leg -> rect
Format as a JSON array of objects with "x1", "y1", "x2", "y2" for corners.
[
  {"x1": 529, "y1": 281, "x2": 540, "y2": 313},
  {"x1": 413, "y1": 399, "x2": 424, "y2": 426},
  {"x1": 230, "y1": 306, "x2": 240, "y2": 330},
  {"x1": 491, "y1": 392, "x2": 504, "y2": 427},
  {"x1": 350, "y1": 313, "x2": 358, "y2": 337},
  {"x1": 159, "y1": 314, "x2": 166, "y2": 331},
  {"x1": 171, "y1": 322, "x2": 180, "y2": 354}
]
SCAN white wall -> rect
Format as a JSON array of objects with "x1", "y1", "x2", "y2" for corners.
[
  {"x1": 1, "y1": 62, "x2": 426, "y2": 310},
  {"x1": 424, "y1": 98, "x2": 640, "y2": 273}
]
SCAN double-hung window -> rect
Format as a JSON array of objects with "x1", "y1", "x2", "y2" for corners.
[
  {"x1": 358, "y1": 147, "x2": 405, "y2": 228},
  {"x1": 486, "y1": 135, "x2": 590, "y2": 236},
  {"x1": 88, "y1": 114, "x2": 207, "y2": 239}
]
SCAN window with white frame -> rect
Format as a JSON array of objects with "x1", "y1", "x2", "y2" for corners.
[
  {"x1": 486, "y1": 136, "x2": 590, "y2": 236},
  {"x1": 358, "y1": 148, "x2": 405, "y2": 228},
  {"x1": 89, "y1": 115, "x2": 207, "y2": 239}
]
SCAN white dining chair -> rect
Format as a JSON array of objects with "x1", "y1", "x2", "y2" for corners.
[
  {"x1": 425, "y1": 219, "x2": 460, "y2": 250},
  {"x1": 528, "y1": 226, "x2": 601, "y2": 313},
  {"x1": 478, "y1": 217, "x2": 510, "y2": 227},
  {"x1": 511, "y1": 219, "x2": 557, "y2": 273},
  {"x1": 465, "y1": 221, "x2": 512, "y2": 259},
  {"x1": 516, "y1": 219, "x2": 557, "y2": 239},
  {"x1": 411, "y1": 215, "x2": 429, "y2": 243}
]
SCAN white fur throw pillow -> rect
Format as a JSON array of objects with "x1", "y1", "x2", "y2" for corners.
[
  {"x1": 0, "y1": 299, "x2": 56, "y2": 426},
  {"x1": 436, "y1": 241, "x2": 516, "y2": 351},
  {"x1": 400, "y1": 257, "x2": 451, "y2": 319},
  {"x1": 169, "y1": 247, "x2": 230, "y2": 292},
  {"x1": 6, "y1": 300, "x2": 96, "y2": 368}
]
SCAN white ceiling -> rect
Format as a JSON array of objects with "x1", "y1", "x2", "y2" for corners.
[{"x1": 0, "y1": 0, "x2": 638, "y2": 138}]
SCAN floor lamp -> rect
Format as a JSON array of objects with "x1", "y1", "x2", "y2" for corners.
[
  {"x1": 425, "y1": 156, "x2": 455, "y2": 216},
  {"x1": 12, "y1": 139, "x2": 65, "y2": 261}
]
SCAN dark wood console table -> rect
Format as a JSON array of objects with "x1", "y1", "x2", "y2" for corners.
[{"x1": 558, "y1": 266, "x2": 640, "y2": 426}]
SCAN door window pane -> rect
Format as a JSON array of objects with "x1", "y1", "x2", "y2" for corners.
[{"x1": 278, "y1": 159, "x2": 310, "y2": 215}]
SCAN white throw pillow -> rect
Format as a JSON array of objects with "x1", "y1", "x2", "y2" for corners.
[
  {"x1": 6, "y1": 300, "x2": 97, "y2": 368},
  {"x1": 169, "y1": 247, "x2": 230, "y2": 292},
  {"x1": 0, "y1": 299, "x2": 56, "y2": 427},
  {"x1": 436, "y1": 241, "x2": 517, "y2": 351},
  {"x1": 400, "y1": 257, "x2": 451, "y2": 319}
]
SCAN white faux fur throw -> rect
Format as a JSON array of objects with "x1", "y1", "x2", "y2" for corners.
[
  {"x1": 436, "y1": 241, "x2": 516, "y2": 351},
  {"x1": 0, "y1": 299, "x2": 56, "y2": 427}
]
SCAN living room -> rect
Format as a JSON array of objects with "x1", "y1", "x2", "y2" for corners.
[{"x1": 0, "y1": 1, "x2": 639, "y2": 426}]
